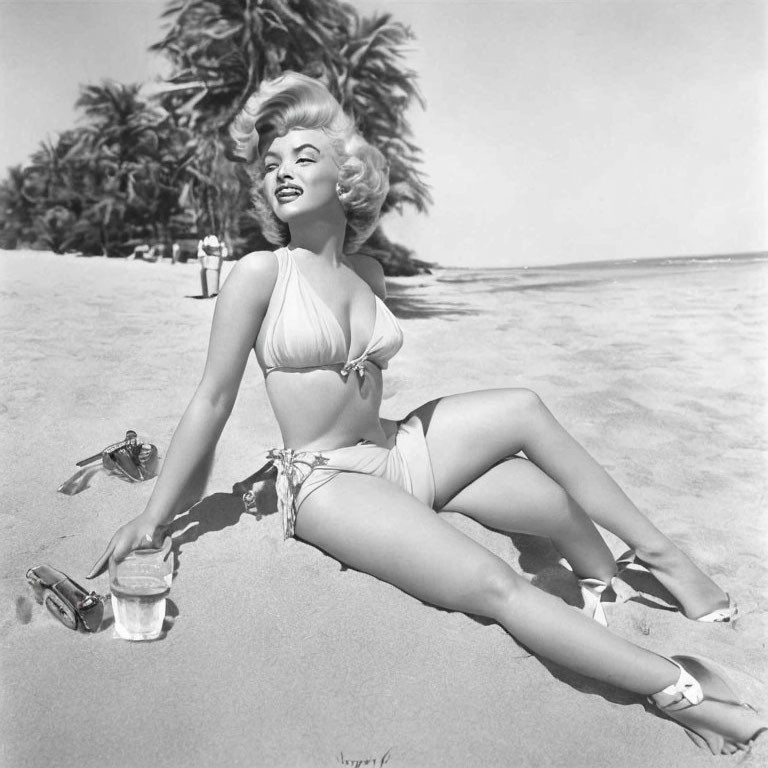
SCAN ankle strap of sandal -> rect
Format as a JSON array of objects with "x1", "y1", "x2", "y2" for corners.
[{"x1": 650, "y1": 660, "x2": 704, "y2": 712}]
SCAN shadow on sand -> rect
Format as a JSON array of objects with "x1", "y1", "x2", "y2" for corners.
[
  {"x1": 167, "y1": 467, "x2": 280, "y2": 570},
  {"x1": 168, "y1": 492, "x2": 258, "y2": 566}
]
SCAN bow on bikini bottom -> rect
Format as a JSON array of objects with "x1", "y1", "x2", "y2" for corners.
[{"x1": 243, "y1": 416, "x2": 436, "y2": 539}]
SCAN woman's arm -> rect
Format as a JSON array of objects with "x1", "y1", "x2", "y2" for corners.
[{"x1": 87, "y1": 252, "x2": 277, "y2": 577}]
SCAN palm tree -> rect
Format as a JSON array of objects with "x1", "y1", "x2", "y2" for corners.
[
  {"x1": 0, "y1": 165, "x2": 34, "y2": 248},
  {"x1": 331, "y1": 9, "x2": 433, "y2": 273},
  {"x1": 150, "y1": 0, "x2": 347, "y2": 128},
  {"x1": 20, "y1": 131, "x2": 93, "y2": 251},
  {"x1": 0, "y1": 0, "x2": 433, "y2": 271},
  {"x1": 146, "y1": 0, "x2": 353, "y2": 245},
  {"x1": 76, "y1": 82, "x2": 160, "y2": 154},
  {"x1": 149, "y1": 0, "x2": 432, "y2": 272},
  {"x1": 334, "y1": 10, "x2": 431, "y2": 216},
  {"x1": 73, "y1": 80, "x2": 190, "y2": 253}
]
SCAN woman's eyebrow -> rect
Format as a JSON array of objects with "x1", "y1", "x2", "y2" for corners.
[{"x1": 263, "y1": 143, "x2": 320, "y2": 162}]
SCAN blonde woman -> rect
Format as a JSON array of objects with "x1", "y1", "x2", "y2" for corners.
[{"x1": 90, "y1": 72, "x2": 763, "y2": 755}]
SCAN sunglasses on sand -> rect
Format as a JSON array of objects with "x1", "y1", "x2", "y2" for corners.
[
  {"x1": 78, "y1": 430, "x2": 156, "y2": 481},
  {"x1": 25, "y1": 564, "x2": 106, "y2": 632},
  {"x1": 58, "y1": 430, "x2": 159, "y2": 495}
]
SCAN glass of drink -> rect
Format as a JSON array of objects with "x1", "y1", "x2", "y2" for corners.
[{"x1": 109, "y1": 537, "x2": 173, "y2": 641}]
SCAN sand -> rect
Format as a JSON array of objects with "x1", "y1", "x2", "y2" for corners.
[{"x1": 1, "y1": 249, "x2": 766, "y2": 768}]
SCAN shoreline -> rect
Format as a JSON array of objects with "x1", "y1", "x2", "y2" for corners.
[{"x1": 4, "y1": 246, "x2": 766, "y2": 275}]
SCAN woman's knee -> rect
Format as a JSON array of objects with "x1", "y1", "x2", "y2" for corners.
[
  {"x1": 501, "y1": 387, "x2": 545, "y2": 419},
  {"x1": 463, "y1": 556, "x2": 527, "y2": 618}
]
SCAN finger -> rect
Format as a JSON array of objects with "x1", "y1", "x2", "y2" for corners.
[
  {"x1": 152, "y1": 529, "x2": 171, "y2": 552},
  {"x1": 155, "y1": 532, "x2": 173, "y2": 560},
  {"x1": 86, "y1": 542, "x2": 114, "y2": 579},
  {"x1": 111, "y1": 536, "x2": 137, "y2": 564}
]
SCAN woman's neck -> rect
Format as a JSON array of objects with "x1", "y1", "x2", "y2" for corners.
[{"x1": 287, "y1": 211, "x2": 346, "y2": 264}]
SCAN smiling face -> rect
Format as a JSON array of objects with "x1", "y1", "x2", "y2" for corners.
[{"x1": 262, "y1": 128, "x2": 344, "y2": 225}]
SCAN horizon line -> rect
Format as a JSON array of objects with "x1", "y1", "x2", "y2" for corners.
[{"x1": 428, "y1": 251, "x2": 768, "y2": 272}]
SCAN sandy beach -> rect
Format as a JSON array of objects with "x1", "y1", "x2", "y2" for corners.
[{"x1": 1, "y1": 248, "x2": 766, "y2": 768}]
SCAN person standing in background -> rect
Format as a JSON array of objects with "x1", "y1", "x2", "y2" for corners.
[{"x1": 197, "y1": 235, "x2": 228, "y2": 297}]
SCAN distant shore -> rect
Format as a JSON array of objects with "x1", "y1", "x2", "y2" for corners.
[{"x1": 3, "y1": 245, "x2": 766, "y2": 272}]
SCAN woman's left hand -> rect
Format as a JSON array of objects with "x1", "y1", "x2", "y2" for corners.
[{"x1": 86, "y1": 514, "x2": 169, "y2": 579}]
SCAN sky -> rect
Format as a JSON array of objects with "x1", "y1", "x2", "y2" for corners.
[{"x1": 1, "y1": 0, "x2": 766, "y2": 268}]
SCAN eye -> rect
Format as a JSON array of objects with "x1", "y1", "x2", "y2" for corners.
[
  {"x1": 297, "y1": 156, "x2": 316, "y2": 165},
  {"x1": 263, "y1": 163, "x2": 278, "y2": 173}
]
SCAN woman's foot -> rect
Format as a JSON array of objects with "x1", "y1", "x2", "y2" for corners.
[
  {"x1": 650, "y1": 655, "x2": 766, "y2": 755},
  {"x1": 619, "y1": 545, "x2": 734, "y2": 621}
]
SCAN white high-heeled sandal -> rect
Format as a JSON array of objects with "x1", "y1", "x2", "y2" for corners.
[
  {"x1": 650, "y1": 655, "x2": 766, "y2": 755},
  {"x1": 649, "y1": 657, "x2": 703, "y2": 710},
  {"x1": 559, "y1": 557, "x2": 639, "y2": 626},
  {"x1": 578, "y1": 575, "x2": 639, "y2": 627},
  {"x1": 617, "y1": 550, "x2": 738, "y2": 622}
]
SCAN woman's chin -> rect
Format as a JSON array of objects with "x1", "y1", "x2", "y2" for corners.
[{"x1": 271, "y1": 204, "x2": 308, "y2": 224}]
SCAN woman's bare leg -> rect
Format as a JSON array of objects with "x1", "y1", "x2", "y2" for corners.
[
  {"x1": 295, "y1": 474, "x2": 762, "y2": 751},
  {"x1": 411, "y1": 389, "x2": 729, "y2": 620},
  {"x1": 444, "y1": 455, "x2": 618, "y2": 584}
]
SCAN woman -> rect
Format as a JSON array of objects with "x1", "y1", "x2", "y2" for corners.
[{"x1": 88, "y1": 72, "x2": 763, "y2": 754}]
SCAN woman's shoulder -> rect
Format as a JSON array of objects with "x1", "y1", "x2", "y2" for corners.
[
  {"x1": 236, "y1": 249, "x2": 281, "y2": 275},
  {"x1": 347, "y1": 253, "x2": 386, "y2": 299},
  {"x1": 219, "y1": 250, "x2": 280, "y2": 305}
]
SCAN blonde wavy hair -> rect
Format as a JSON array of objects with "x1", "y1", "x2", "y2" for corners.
[{"x1": 229, "y1": 72, "x2": 389, "y2": 252}]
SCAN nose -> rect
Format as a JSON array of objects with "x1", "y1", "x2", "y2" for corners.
[{"x1": 276, "y1": 161, "x2": 293, "y2": 180}]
